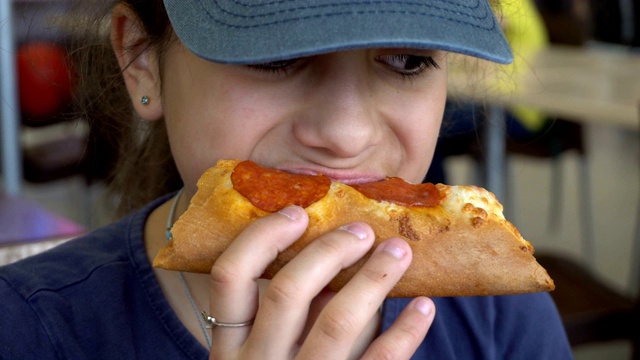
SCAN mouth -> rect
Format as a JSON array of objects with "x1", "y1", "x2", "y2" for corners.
[{"x1": 276, "y1": 165, "x2": 385, "y2": 185}]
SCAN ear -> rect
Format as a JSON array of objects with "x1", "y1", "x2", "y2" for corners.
[{"x1": 111, "y1": 4, "x2": 163, "y2": 121}]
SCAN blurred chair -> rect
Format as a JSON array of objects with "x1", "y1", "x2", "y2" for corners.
[
  {"x1": 505, "y1": 118, "x2": 593, "y2": 256},
  {"x1": 20, "y1": 118, "x2": 109, "y2": 228},
  {"x1": 21, "y1": 129, "x2": 89, "y2": 184}
]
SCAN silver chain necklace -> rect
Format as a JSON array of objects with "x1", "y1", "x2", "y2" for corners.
[{"x1": 165, "y1": 188, "x2": 212, "y2": 349}]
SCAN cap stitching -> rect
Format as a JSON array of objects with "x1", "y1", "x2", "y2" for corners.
[
  {"x1": 200, "y1": 0, "x2": 494, "y2": 30},
  {"x1": 210, "y1": 0, "x2": 487, "y2": 21},
  {"x1": 228, "y1": 0, "x2": 480, "y2": 12}
]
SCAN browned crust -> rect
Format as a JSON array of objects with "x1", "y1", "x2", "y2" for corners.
[{"x1": 153, "y1": 160, "x2": 554, "y2": 297}]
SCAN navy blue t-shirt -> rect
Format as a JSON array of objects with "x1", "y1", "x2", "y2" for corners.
[{"x1": 0, "y1": 194, "x2": 572, "y2": 359}]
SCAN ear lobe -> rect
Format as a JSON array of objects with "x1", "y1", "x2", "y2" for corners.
[{"x1": 111, "y1": 4, "x2": 163, "y2": 121}]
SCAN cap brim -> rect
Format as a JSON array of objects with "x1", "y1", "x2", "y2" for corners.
[{"x1": 163, "y1": 0, "x2": 513, "y2": 64}]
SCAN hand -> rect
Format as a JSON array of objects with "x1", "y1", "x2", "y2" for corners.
[{"x1": 207, "y1": 205, "x2": 435, "y2": 359}]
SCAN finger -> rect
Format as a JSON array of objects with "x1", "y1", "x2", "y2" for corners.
[
  {"x1": 246, "y1": 222, "x2": 376, "y2": 358},
  {"x1": 297, "y1": 237, "x2": 413, "y2": 359},
  {"x1": 362, "y1": 297, "x2": 435, "y2": 360},
  {"x1": 208, "y1": 206, "x2": 308, "y2": 357}
]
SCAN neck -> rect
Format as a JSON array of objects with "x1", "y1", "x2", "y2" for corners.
[{"x1": 144, "y1": 191, "x2": 212, "y2": 348}]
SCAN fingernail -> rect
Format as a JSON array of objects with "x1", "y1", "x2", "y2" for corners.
[
  {"x1": 413, "y1": 297, "x2": 433, "y2": 316},
  {"x1": 377, "y1": 240, "x2": 407, "y2": 259},
  {"x1": 278, "y1": 206, "x2": 301, "y2": 221},
  {"x1": 340, "y1": 223, "x2": 369, "y2": 240}
]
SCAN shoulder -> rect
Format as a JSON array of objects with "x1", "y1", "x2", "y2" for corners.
[
  {"x1": 0, "y1": 194, "x2": 183, "y2": 359},
  {"x1": 0, "y1": 195, "x2": 167, "y2": 298}
]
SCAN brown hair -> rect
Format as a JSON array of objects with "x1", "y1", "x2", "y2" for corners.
[{"x1": 68, "y1": 0, "x2": 181, "y2": 216}]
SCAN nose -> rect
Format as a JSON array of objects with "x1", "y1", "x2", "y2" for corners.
[{"x1": 292, "y1": 63, "x2": 382, "y2": 159}]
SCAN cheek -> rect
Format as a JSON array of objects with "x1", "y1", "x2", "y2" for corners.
[
  {"x1": 161, "y1": 77, "x2": 229, "y2": 187},
  {"x1": 388, "y1": 87, "x2": 447, "y2": 183},
  {"x1": 400, "y1": 111, "x2": 444, "y2": 182},
  {"x1": 163, "y1": 75, "x2": 288, "y2": 191}
]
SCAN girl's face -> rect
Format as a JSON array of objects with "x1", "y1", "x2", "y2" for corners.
[{"x1": 159, "y1": 41, "x2": 447, "y2": 196}]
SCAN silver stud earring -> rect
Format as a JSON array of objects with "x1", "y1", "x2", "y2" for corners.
[{"x1": 141, "y1": 96, "x2": 150, "y2": 105}]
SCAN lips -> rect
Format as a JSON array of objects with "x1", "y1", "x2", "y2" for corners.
[{"x1": 275, "y1": 165, "x2": 385, "y2": 185}]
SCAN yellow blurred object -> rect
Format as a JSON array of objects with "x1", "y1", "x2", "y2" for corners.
[{"x1": 498, "y1": 0, "x2": 550, "y2": 132}]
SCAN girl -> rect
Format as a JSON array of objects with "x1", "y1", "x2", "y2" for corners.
[{"x1": 0, "y1": 0, "x2": 572, "y2": 358}]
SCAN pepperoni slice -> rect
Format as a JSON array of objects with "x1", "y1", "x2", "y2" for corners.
[
  {"x1": 351, "y1": 177, "x2": 442, "y2": 207},
  {"x1": 231, "y1": 161, "x2": 331, "y2": 212},
  {"x1": 232, "y1": 161, "x2": 441, "y2": 210}
]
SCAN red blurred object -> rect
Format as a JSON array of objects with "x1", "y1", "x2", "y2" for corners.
[{"x1": 16, "y1": 41, "x2": 75, "y2": 120}]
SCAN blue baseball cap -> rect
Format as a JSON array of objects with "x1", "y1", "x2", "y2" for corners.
[{"x1": 163, "y1": 0, "x2": 513, "y2": 64}]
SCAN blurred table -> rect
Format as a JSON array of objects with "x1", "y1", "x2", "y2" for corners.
[
  {"x1": 0, "y1": 194, "x2": 85, "y2": 265},
  {"x1": 448, "y1": 44, "x2": 640, "y2": 130}
]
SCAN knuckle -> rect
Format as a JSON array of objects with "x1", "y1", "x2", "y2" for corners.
[
  {"x1": 316, "y1": 307, "x2": 359, "y2": 341},
  {"x1": 407, "y1": 319, "x2": 428, "y2": 341},
  {"x1": 367, "y1": 345, "x2": 398, "y2": 360},
  {"x1": 361, "y1": 265, "x2": 392, "y2": 287},
  {"x1": 264, "y1": 274, "x2": 302, "y2": 306},
  {"x1": 396, "y1": 324, "x2": 424, "y2": 348},
  {"x1": 315, "y1": 234, "x2": 346, "y2": 258},
  {"x1": 209, "y1": 260, "x2": 241, "y2": 289},
  {"x1": 371, "y1": 322, "x2": 424, "y2": 359}
]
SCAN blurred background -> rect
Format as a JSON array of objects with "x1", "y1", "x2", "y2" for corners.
[{"x1": 1, "y1": 0, "x2": 639, "y2": 358}]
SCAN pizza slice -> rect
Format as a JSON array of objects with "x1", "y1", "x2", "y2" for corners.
[{"x1": 153, "y1": 159, "x2": 554, "y2": 297}]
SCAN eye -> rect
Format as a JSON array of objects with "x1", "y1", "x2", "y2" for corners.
[
  {"x1": 247, "y1": 59, "x2": 298, "y2": 74},
  {"x1": 376, "y1": 54, "x2": 440, "y2": 76}
]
